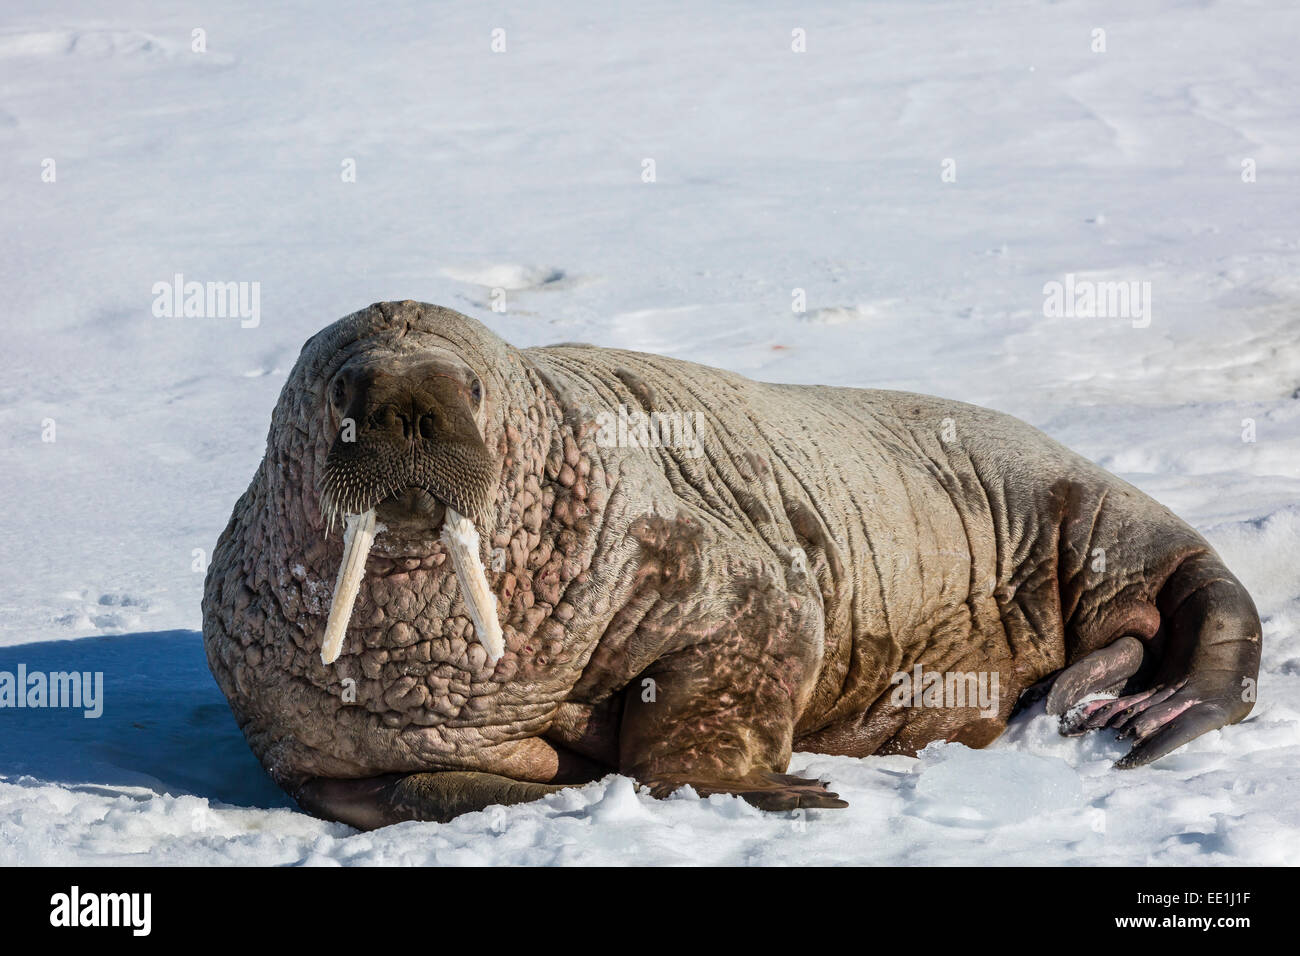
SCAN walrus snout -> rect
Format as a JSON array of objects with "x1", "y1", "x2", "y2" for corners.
[{"x1": 318, "y1": 350, "x2": 495, "y2": 528}]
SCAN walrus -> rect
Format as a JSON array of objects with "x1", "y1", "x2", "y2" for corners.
[{"x1": 202, "y1": 300, "x2": 1261, "y2": 829}]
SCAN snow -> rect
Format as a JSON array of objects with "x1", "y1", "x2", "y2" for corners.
[{"x1": 2, "y1": 0, "x2": 1298, "y2": 864}]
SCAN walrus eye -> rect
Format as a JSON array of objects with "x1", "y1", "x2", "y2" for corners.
[
  {"x1": 330, "y1": 378, "x2": 346, "y2": 409},
  {"x1": 470, "y1": 378, "x2": 482, "y2": 405}
]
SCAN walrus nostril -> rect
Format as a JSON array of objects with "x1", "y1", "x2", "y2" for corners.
[
  {"x1": 369, "y1": 405, "x2": 410, "y2": 439},
  {"x1": 418, "y1": 413, "x2": 437, "y2": 440}
]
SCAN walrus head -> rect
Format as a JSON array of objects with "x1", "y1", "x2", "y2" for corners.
[
  {"x1": 246, "y1": 301, "x2": 555, "y2": 671},
  {"x1": 315, "y1": 347, "x2": 507, "y2": 664}
]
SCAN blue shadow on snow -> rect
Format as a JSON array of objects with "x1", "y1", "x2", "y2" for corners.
[{"x1": 0, "y1": 630, "x2": 290, "y2": 809}]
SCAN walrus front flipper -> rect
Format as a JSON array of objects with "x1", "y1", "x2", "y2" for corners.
[
  {"x1": 295, "y1": 772, "x2": 569, "y2": 830},
  {"x1": 1059, "y1": 552, "x2": 1261, "y2": 768},
  {"x1": 618, "y1": 625, "x2": 847, "y2": 811}
]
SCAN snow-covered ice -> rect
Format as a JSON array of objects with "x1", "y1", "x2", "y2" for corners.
[{"x1": 1, "y1": 0, "x2": 1297, "y2": 864}]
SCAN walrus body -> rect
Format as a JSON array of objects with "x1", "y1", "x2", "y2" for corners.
[{"x1": 203, "y1": 302, "x2": 1261, "y2": 828}]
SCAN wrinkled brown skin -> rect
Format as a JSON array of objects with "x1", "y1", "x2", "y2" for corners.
[{"x1": 202, "y1": 301, "x2": 1262, "y2": 828}]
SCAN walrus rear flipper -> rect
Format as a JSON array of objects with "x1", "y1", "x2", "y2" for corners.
[
  {"x1": 1057, "y1": 551, "x2": 1261, "y2": 768},
  {"x1": 1112, "y1": 552, "x2": 1262, "y2": 767},
  {"x1": 1044, "y1": 635, "x2": 1146, "y2": 717}
]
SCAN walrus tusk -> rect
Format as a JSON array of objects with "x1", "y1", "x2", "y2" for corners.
[
  {"x1": 320, "y1": 508, "x2": 378, "y2": 665},
  {"x1": 319, "y1": 506, "x2": 503, "y2": 667},
  {"x1": 441, "y1": 507, "x2": 506, "y2": 664}
]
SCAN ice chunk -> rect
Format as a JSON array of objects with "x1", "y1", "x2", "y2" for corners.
[{"x1": 911, "y1": 744, "x2": 1084, "y2": 826}]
